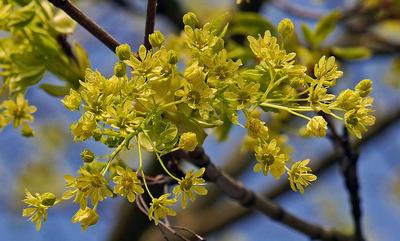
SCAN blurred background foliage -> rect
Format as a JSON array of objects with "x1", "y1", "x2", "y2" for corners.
[{"x1": 0, "y1": 0, "x2": 400, "y2": 241}]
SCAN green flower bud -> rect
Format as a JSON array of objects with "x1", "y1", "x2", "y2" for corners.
[
  {"x1": 355, "y1": 79, "x2": 372, "y2": 98},
  {"x1": 114, "y1": 62, "x2": 126, "y2": 77},
  {"x1": 183, "y1": 12, "x2": 199, "y2": 28},
  {"x1": 306, "y1": 116, "x2": 327, "y2": 137},
  {"x1": 179, "y1": 132, "x2": 198, "y2": 151},
  {"x1": 335, "y1": 89, "x2": 360, "y2": 110},
  {"x1": 116, "y1": 44, "x2": 131, "y2": 61},
  {"x1": 278, "y1": 18, "x2": 295, "y2": 39},
  {"x1": 62, "y1": 89, "x2": 81, "y2": 111},
  {"x1": 149, "y1": 30, "x2": 165, "y2": 48},
  {"x1": 81, "y1": 148, "x2": 95, "y2": 163},
  {"x1": 21, "y1": 123, "x2": 34, "y2": 137}
]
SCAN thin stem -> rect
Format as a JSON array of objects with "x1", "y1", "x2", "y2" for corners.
[
  {"x1": 142, "y1": 131, "x2": 181, "y2": 182},
  {"x1": 260, "y1": 103, "x2": 311, "y2": 120},
  {"x1": 48, "y1": 0, "x2": 121, "y2": 52},
  {"x1": 137, "y1": 138, "x2": 155, "y2": 199},
  {"x1": 100, "y1": 137, "x2": 130, "y2": 175},
  {"x1": 144, "y1": 0, "x2": 158, "y2": 50}
]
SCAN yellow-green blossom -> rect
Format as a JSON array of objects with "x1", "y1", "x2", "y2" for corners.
[
  {"x1": 288, "y1": 159, "x2": 317, "y2": 193},
  {"x1": 254, "y1": 139, "x2": 288, "y2": 179},
  {"x1": 345, "y1": 106, "x2": 375, "y2": 139},
  {"x1": 173, "y1": 168, "x2": 207, "y2": 208},
  {"x1": 64, "y1": 167, "x2": 113, "y2": 208},
  {"x1": 305, "y1": 116, "x2": 327, "y2": 137},
  {"x1": 113, "y1": 166, "x2": 144, "y2": 202},
  {"x1": 179, "y1": 132, "x2": 198, "y2": 151},
  {"x1": 1, "y1": 94, "x2": 36, "y2": 128},
  {"x1": 148, "y1": 194, "x2": 177, "y2": 225},
  {"x1": 71, "y1": 207, "x2": 99, "y2": 230},
  {"x1": 246, "y1": 117, "x2": 269, "y2": 140},
  {"x1": 22, "y1": 190, "x2": 57, "y2": 231},
  {"x1": 62, "y1": 89, "x2": 81, "y2": 111}
]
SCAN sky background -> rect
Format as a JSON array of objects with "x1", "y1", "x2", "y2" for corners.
[{"x1": 0, "y1": 0, "x2": 399, "y2": 241}]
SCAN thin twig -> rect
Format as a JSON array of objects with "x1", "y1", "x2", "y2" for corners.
[
  {"x1": 48, "y1": 0, "x2": 121, "y2": 52},
  {"x1": 171, "y1": 226, "x2": 206, "y2": 241},
  {"x1": 323, "y1": 114, "x2": 365, "y2": 241},
  {"x1": 144, "y1": 0, "x2": 158, "y2": 50},
  {"x1": 175, "y1": 148, "x2": 353, "y2": 241}
]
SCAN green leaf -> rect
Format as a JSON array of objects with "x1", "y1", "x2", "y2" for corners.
[
  {"x1": 50, "y1": 11, "x2": 76, "y2": 34},
  {"x1": 229, "y1": 12, "x2": 276, "y2": 37},
  {"x1": 370, "y1": 19, "x2": 400, "y2": 45},
  {"x1": 301, "y1": 24, "x2": 316, "y2": 49},
  {"x1": 314, "y1": 10, "x2": 341, "y2": 46},
  {"x1": 40, "y1": 83, "x2": 71, "y2": 96},
  {"x1": 331, "y1": 46, "x2": 372, "y2": 60}
]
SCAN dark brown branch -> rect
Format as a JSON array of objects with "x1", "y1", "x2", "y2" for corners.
[
  {"x1": 175, "y1": 148, "x2": 353, "y2": 241},
  {"x1": 48, "y1": 0, "x2": 121, "y2": 52},
  {"x1": 323, "y1": 115, "x2": 365, "y2": 241},
  {"x1": 144, "y1": 0, "x2": 158, "y2": 50}
]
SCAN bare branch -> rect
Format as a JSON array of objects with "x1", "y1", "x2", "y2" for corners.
[
  {"x1": 323, "y1": 114, "x2": 365, "y2": 241},
  {"x1": 48, "y1": 0, "x2": 121, "y2": 52},
  {"x1": 144, "y1": 0, "x2": 158, "y2": 50}
]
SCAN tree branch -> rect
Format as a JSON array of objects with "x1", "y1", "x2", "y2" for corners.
[
  {"x1": 323, "y1": 115, "x2": 365, "y2": 241},
  {"x1": 174, "y1": 148, "x2": 353, "y2": 241},
  {"x1": 144, "y1": 0, "x2": 158, "y2": 50},
  {"x1": 48, "y1": 0, "x2": 121, "y2": 52},
  {"x1": 145, "y1": 109, "x2": 400, "y2": 241}
]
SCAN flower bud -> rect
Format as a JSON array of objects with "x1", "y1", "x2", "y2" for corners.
[
  {"x1": 81, "y1": 148, "x2": 95, "y2": 163},
  {"x1": 355, "y1": 79, "x2": 372, "y2": 98},
  {"x1": 116, "y1": 44, "x2": 131, "y2": 61},
  {"x1": 62, "y1": 89, "x2": 81, "y2": 111},
  {"x1": 168, "y1": 50, "x2": 178, "y2": 65},
  {"x1": 183, "y1": 12, "x2": 199, "y2": 28},
  {"x1": 335, "y1": 89, "x2": 360, "y2": 110},
  {"x1": 179, "y1": 132, "x2": 198, "y2": 151},
  {"x1": 149, "y1": 30, "x2": 165, "y2": 48},
  {"x1": 246, "y1": 117, "x2": 269, "y2": 140},
  {"x1": 21, "y1": 123, "x2": 34, "y2": 137},
  {"x1": 114, "y1": 62, "x2": 126, "y2": 77},
  {"x1": 278, "y1": 18, "x2": 295, "y2": 40},
  {"x1": 306, "y1": 116, "x2": 327, "y2": 137}
]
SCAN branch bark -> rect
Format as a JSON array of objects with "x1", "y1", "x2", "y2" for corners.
[
  {"x1": 48, "y1": 0, "x2": 121, "y2": 52},
  {"x1": 144, "y1": 0, "x2": 158, "y2": 50},
  {"x1": 174, "y1": 148, "x2": 353, "y2": 241},
  {"x1": 323, "y1": 115, "x2": 365, "y2": 241}
]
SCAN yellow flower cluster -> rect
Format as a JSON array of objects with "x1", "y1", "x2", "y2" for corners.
[{"x1": 22, "y1": 12, "x2": 375, "y2": 230}]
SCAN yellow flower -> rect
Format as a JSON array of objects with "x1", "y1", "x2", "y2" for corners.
[
  {"x1": 355, "y1": 79, "x2": 372, "y2": 98},
  {"x1": 246, "y1": 117, "x2": 269, "y2": 141},
  {"x1": 254, "y1": 139, "x2": 288, "y2": 179},
  {"x1": 314, "y1": 56, "x2": 343, "y2": 87},
  {"x1": 288, "y1": 159, "x2": 317, "y2": 193},
  {"x1": 173, "y1": 168, "x2": 207, "y2": 208},
  {"x1": 22, "y1": 190, "x2": 57, "y2": 231},
  {"x1": 1, "y1": 94, "x2": 36, "y2": 128},
  {"x1": 224, "y1": 78, "x2": 260, "y2": 110},
  {"x1": 345, "y1": 106, "x2": 375, "y2": 139},
  {"x1": 305, "y1": 116, "x2": 327, "y2": 137},
  {"x1": 71, "y1": 207, "x2": 99, "y2": 230},
  {"x1": 62, "y1": 89, "x2": 81, "y2": 111},
  {"x1": 70, "y1": 112, "x2": 97, "y2": 142},
  {"x1": 335, "y1": 89, "x2": 361, "y2": 110},
  {"x1": 64, "y1": 167, "x2": 113, "y2": 208},
  {"x1": 179, "y1": 132, "x2": 198, "y2": 152},
  {"x1": 113, "y1": 166, "x2": 144, "y2": 202},
  {"x1": 148, "y1": 194, "x2": 177, "y2": 225}
]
